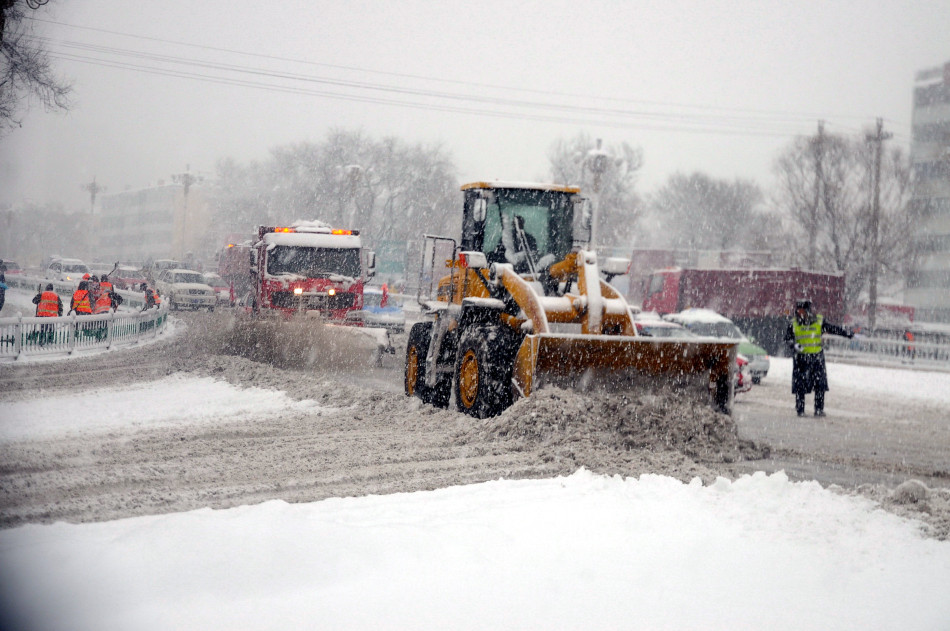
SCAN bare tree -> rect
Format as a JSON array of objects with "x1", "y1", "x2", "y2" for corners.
[
  {"x1": 210, "y1": 130, "x2": 459, "y2": 251},
  {"x1": 1, "y1": 0, "x2": 70, "y2": 134},
  {"x1": 547, "y1": 132, "x2": 643, "y2": 251},
  {"x1": 772, "y1": 129, "x2": 915, "y2": 311},
  {"x1": 646, "y1": 172, "x2": 765, "y2": 251}
]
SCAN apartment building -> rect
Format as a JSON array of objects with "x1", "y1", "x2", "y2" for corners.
[{"x1": 907, "y1": 60, "x2": 950, "y2": 322}]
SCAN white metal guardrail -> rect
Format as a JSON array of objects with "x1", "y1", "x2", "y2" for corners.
[
  {"x1": 0, "y1": 306, "x2": 169, "y2": 360},
  {"x1": 823, "y1": 335, "x2": 950, "y2": 369}
]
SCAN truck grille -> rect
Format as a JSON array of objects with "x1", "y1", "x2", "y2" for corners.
[
  {"x1": 188, "y1": 288, "x2": 209, "y2": 295},
  {"x1": 271, "y1": 291, "x2": 355, "y2": 310}
]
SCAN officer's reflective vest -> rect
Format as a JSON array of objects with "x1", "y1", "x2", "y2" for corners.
[
  {"x1": 792, "y1": 314, "x2": 823, "y2": 354},
  {"x1": 36, "y1": 291, "x2": 59, "y2": 317},
  {"x1": 72, "y1": 289, "x2": 92, "y2": 314}
]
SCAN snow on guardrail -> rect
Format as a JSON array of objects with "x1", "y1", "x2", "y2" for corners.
[
  {"x1": 823, "y1": 335, "x2": 950, "y2": 370},
  {"x1": 0, "y1": 306, "x2": 170, "y2": 361}
]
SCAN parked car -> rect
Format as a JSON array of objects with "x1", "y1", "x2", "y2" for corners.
[
  {"x1": 664, "y1": 308, "x2": 770, "y2": 383},
  {"x1": 112, "y1": 265, "x2": 148, "y2": 291},
  {"x1": 155, "y1": 269, "x2": 216, "y2": 311},
  {"x1": 735, "y1": 354, "x2": 753, "y2": 394},
  {"x1": 360, "y1": 286, "x2": 405, "y2": 333},
  {"x1": 0, "y1": 259, "x2": 23, "y2": 274},
  {"x1": 202, "y1": 272, "x2": 230, "y2": 305},
  {"x1": 45, "y1": 258, "x2": 90, "y2": 283},
  {"x1": 148, "y1": 259, "x2": 183, "y2": 281},
  {"x1": 88, "y1": 262, "x2": 116, "y2": 278},
  {"x1": 632, "y1": 312, "x2": 697, "y2": 338}
]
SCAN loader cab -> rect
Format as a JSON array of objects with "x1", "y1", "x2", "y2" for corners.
[{"x1": 461, "y1": 182, "x2": 581, "y2": 274}]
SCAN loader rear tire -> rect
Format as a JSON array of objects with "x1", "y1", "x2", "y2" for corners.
[{"x1": 454, "y1": 325, "x2": 515, "y2": 418}]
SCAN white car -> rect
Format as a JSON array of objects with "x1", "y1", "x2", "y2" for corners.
[
  {"x1": 664, "y1": 308, "x2": 770, "y2": 384},
  {"x1": 45, "y1": 258, "x2": 90, "y2": 282},
  {"x1": 156, "y1": 269, "x2": 216, "y2": 311}
]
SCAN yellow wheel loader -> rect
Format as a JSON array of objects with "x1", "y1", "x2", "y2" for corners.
[{"x1": 405, "y1": 181, "x2": 737, "y2": 418}]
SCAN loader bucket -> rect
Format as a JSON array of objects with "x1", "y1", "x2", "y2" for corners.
[{"x1": 513, "y1": 334, "x2": 737, "y2": 413}]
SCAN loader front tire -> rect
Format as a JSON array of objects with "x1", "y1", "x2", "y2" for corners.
[
  {"x1": 405, "y1": 322, "x2": 432, "y2": 401},
  {"x1": 454, "y1": 325, "x2": 514, "y2": 418}
]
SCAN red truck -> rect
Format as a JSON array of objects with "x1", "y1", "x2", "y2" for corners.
[
  {"x1": 250, "y1": 221, "x2": 375, "y2": 321},
  {"x1": 641, "y1": 267, "x2": 846, "y2": 355}
]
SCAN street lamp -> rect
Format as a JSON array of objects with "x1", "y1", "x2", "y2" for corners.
[{"x1": 584, "y1": 139, "x2": 609, "y2": 250}]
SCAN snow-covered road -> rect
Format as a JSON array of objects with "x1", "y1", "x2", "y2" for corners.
[{"x1": 1, "y1": 310, "x2": 950, "y2": 628}]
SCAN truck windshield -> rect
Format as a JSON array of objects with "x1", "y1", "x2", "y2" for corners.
[{"x1": 267, "y1": 246, "x2": 361, "y2": 278}]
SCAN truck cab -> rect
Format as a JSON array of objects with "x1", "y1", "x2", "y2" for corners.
[{"x1": 252, "y1": 221, "x2": 375, "y2": 321}]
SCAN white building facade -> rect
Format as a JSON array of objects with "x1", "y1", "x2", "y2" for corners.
[{"x1": 908, "y1": 60, "x2": 950, "y2": 322}]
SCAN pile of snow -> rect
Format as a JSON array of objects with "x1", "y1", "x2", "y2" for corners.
[{"x1": 1, "y1": 470, "x2": 949, "y2": 630}]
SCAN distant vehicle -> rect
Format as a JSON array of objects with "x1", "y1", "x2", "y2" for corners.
[
  {"x1": 88, "y1": 262, "x2": 116, "y2": 277},
  {"x1": 155, "y1": 269, "x2": 216, "y2": 311},
  {"x1": 45, "y1": 258, "x2": 90, "y2": 283},
  {"x1": 360, "y1": 285, "x2": 405, "y2": 333},
  {"x1": 641, "y1": 266, "x2": 846, "y2": 355},
  {"x1": 735, "y1": 354, "x2": 753, "y2": 394},
  {"x1": 202, "y1": 272, "x2": 230, "y2": 305},
  {"x1": 112, "y1": 265, "x2": 148, "y2": 291},
  {"x1": 0, "y1": 260, "x2": 23, "y2": 274},
  {"x1": 664, "y1": 308, "x2": 770, "y2": 384},
  {"x1": 631, "y1": 312, "x2": 697, "y2": 339},
  {"x1": 149, "y1": 259, "x2": 183, "y2": 280}
]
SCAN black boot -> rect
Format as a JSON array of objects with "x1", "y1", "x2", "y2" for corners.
[
  {"x1": 814, "y1": 391, "x2": 825, "y2": 416},
  {"x1": 795, "y1": 393, "x2": 805, "y2": 417}
]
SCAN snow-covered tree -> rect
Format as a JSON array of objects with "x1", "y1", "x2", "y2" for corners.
[{"x1": 646, "y1": 172, "x2": 765, "y2": 252}]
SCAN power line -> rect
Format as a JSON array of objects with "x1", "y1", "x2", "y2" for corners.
[
  {"x1": 25, "y1": 17, "x2": 905, "y2": 140},
  {"x1": 27, "y1": 16, "x2": 880, "y2": 126}
]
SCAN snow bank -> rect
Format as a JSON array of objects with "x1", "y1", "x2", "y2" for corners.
[
  {"x1": 1, "y1": 470, "x2": 948, "y2": 631},
  {"x1": 0, "y1": 375, "x2": 327, "y2": 442}
]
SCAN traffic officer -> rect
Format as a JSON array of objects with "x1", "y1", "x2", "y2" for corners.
[{"x1": 783, "y1": 299, "x2": 853, "y2": 417}]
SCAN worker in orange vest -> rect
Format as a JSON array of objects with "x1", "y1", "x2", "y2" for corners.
[
  {"x1": 33, "y1": 283, "x2": 63, "y2": 317},
  {"x1": 94, "y1": 274, "x2": 123, "y2": 314},
  {"x1": 32, "y1": 283, "x2": 62, "y2": 345},
  {"x1": 70, "y1": 281, "x2": 93, "y2": 315}
]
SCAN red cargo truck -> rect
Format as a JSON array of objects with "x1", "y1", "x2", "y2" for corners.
[{"x1": 641, "y1": 267, "x2": 846, "y2": 355}]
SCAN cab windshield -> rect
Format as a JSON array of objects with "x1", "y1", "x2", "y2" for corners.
[
  {"x1": 471, "y1": 188, "x2": 573, "y2": 269},
  {"x1": 267, "y1": 246, "x2": 361, "y2": 278}
]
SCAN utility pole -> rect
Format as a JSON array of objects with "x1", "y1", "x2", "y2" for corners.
[
  {"x1": 82, "y1": 176, "x2": 103, "y2": 214},
  {"x1": 81, "y1": 177, "x2": 104, "y2": 260},
  {"x1": 866, "y1": 118, "x2": 892, "y2": 332},
  {"x1": 172, "y1": 165, "x2": 200, "y2": 261},
  {"x1": 808, "y1": 121, "x2": 825, "y2": 270},
  {"x1": 585, "y1": 138, "x2": 608, "y2": 251}
]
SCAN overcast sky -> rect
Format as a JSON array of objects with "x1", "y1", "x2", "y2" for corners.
[{"x1": 1, "y1": 0, "x2": 948, "y2": 211}]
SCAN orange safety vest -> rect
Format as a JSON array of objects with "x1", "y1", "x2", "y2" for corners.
[
  {"x1": 72, "y1": 289, "x2": 92, "y2": 314},
  {"x1": 36, "y1": 291, "x2": 59, "y2": 317},
  {"x1": 153, "y1": 292, "x2": 162, "y2": 306},
  {"x1": 94, "y1": 292, "x2": 113, "y2": 314}
]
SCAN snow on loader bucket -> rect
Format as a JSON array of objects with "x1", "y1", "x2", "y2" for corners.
[{"x1": 513, "y1": 333, "x2": 737, "y2": 412}]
